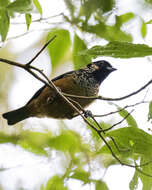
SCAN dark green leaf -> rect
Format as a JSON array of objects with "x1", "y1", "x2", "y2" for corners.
[
  {"x1": 95, "y1": 180, "x2": 109, "y2": 190},
  {"x1": 148, "y1": 101, "x2": 152, "y2": 122},
  {"x1": 70, "y1": 169, "x2": 90, "y2": 184},
  {"x1": 82, "y1": 41, "x2": 152, "y2": 58},
  {"x1": 0, "y1": 9, "x2": 10, "y2": 41},
  {"x1": 25, "y1": 13, "x2": 31, "y2": 30},
  {"x1": 129, "y1": 170, "x2": 139, "y2": 190},
  {"x1": 47, "y1": 28, "x2": 71, "y2": 71},
  {"x1": 141, "y1": 20, "x2": 147, "y2": 38},
  {"x1": 46, "y1": 176, "x2": 68, "y2": 190},
  {"x1": 72, "y1": 33, "x2": 91, "y2": 69},
  {"x1": 33, "y1": 0, "x2": 42, "y2": 14},
  {"x1": 7, "y1": 0, "x2": 33, "y2": 13}
]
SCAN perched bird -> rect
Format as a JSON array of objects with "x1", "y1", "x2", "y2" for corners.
[{"x1": 3, "y1": 60, "x2": 116, "y2": 125}]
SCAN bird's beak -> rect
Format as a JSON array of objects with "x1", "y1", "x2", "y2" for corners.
[
  {"x1": 107, "y1": 66, "x2": 117, "y2": 72},
  {"x1": 111, "y1": 67, "x2": 117, "y2": 72}
]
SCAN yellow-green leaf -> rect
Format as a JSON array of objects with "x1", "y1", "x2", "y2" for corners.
[
  {"x1": 46, "y1": 176, "x2": 68, "y2": 190},
  {"x1": 25, "y1": 13, "x2": 31, "y2": 30},
  {"x1": 117, "y1": 107, "x2": 138, "y2": 128},
  {"x1": 47, "y1": 28, "x2": 71, "y2": 71},
  {"x1": 148, "y1": 101, "x2": 152, "y2": 122},
  {"x1": 72, "y1": 33, "x2": 91, "y2": 70},
  {"x1": 0, "y1": 9, "x2": 10, "y2": 41},
  {"x1": 141, "y1": 20, "x2": 147, "y2": 38},
  {"x1": 33, "y1": 0, "x2": 42, "y2": 14}
]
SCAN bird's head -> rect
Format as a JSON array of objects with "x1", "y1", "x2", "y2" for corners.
[{"x1": 86, "y1": 60, "x2": 117, "y2": 84}]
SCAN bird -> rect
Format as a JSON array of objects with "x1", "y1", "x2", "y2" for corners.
[{"x1": 2, "y1": 60, "x2": 116, "y2": 125}]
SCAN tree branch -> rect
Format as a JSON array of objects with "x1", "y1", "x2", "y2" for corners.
[{"x1": 63, "y1": 79, "x2": 152, "y2": 101}]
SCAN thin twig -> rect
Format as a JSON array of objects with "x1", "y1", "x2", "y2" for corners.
[
  {"x1": 102, "y1": 109, "x2": 134, "y2": 132},
  {"x1": 93, "y1": 101, "x2": 149, "y2": 118},
  {"x1": 26, "y1": 35, "x2": 57, "y2": 65},
  {"x1": 63, "y1": 79, "x2": 152, "y2": 101},
  {"x1": 11, "y1": 13, "x2": 63, "y2": 25}
]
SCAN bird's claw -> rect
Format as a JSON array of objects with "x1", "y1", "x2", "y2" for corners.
[{"x1": 84, "y1": 110, "x2": 93, "y2": 118}]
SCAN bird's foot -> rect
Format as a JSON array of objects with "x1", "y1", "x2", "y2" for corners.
[{"x1": 84, "y1": 110, "x2": 93, "y2": 118}]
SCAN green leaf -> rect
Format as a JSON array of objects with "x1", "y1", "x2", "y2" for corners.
[
  {"x1": 7, "y1": 0, "x2": 33, "y2": 13},
  {"x1": 70, "y1": 169, "x2": 90, "y2": 184},
  {"x1": 33, "y1": 0, "x2": 42, "y2": 14},
  {"x1": 87, "y1": 118, "x2": 111, "y2": 143},
  {"x1": 0, "y1": 9, "x2": 10, "y2": 41},
  {"x1": 105, "y1": 127, "x2": 152, "y2": 157},
  {"x1": 46, "y1": 176, "x2": 68, "y2": 190},
  {"x1": 145, "y1": 0, "x2": 152, "y2": 4},
  {"x1": 82, "y1": 41, "x2": 152, "y2": 59},
  {"x1": 141, "y1": 20, "x2": 147, "y2": 38},
  {"x1": 81, "y1": 22, "x2": 132, "y2": 42},
  {"x1": 48, "y1": 130, "x2": 81, "y2": 154},
  {"x1": 116, "y1": 12, "x2": 135, "y2": 25},
  {"x1": 139, "y1": 156, "x2": 152, "y2": 190},
  {"x1": 80, "y1": 0, "x2": 114, "y2": 19},
  {"x1": 19, "y1": 131, "x2": 52, "y2": 155},
  {"x1": 47, "y1": 28, "x2": 71, "y2": 71},
  {"x1": 0, "y1": 0, "x2": 10, "y2": 7},
  {"x1": 25, "y1": 13, "x2": 31, "y2": 30},
  {"x1": 72, "y1": 34, "x2": 91, "y2": 70},
  {"x1": 146, "y1": 19, "x2": 152, "y2": 24},
  {"x1": 0, "y1": 132, "x2": 19, "y2": 144},
  {"x1": 129, "y1": 170, "x2": 139, "y2": 190},
  {"x1": 95, "y1": 180, "x2": 109, "y2": 190},
  {"x1": 116, "y1": 106, "x2": 138, "y2": 128},
  {"x1": 148, "y1": 101, "x2": 152, "y2": 122}
]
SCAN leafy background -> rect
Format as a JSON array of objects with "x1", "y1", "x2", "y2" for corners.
[{"x1": 0, "y1": 0, "x2": 152, "y2": 190}]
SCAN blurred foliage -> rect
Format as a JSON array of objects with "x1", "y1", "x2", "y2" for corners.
[{"x1": 0, "y1": 0, "x2": 152, "y2": 190}]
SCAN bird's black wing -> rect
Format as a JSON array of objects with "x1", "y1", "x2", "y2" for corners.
[
  {"x1": 51, "y1": 70, "x2": 74, "y2": 82},
  {"x1": 26, "y1": 70, "x2": 74, "y2": 105}
]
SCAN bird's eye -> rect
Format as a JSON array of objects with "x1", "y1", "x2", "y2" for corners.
[{"x1": 87, "y1": 63, "x2": 92, "y2": 68}]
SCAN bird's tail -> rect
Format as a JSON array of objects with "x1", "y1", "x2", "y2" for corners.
[{"x1": 2, "y1": 106, "x2": 30, "y2": 125}]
